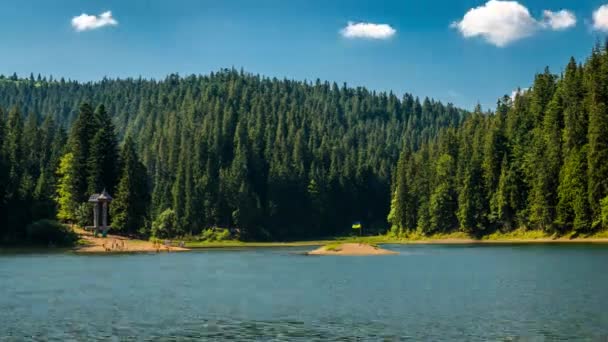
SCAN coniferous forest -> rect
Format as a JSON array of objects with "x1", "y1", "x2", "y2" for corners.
[
  {"x1": 1, "y1": 45, "x2": 608, "y2": 243},
  {"x1": 389, "y1": 46, "x2": 608, "y2": 237}
]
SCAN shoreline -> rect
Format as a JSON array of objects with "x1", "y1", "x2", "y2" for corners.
[
  {"x1": 4, "y1": 234, "x2": 608, "y2": 254},
  {"x1": 383, "y1": 237, "x2": 608, "y2": 245},
  {"x1": 72, "y1": 227, "x2": 189, "y2": 253},
  {"x1": 184, "y1": 236, "x2": 608, "y2": 249}
]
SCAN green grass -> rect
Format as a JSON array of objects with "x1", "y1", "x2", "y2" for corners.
[
  {"x1": 184, "y1": 239, "x2": 337, "y2": 248},
  {"x1": 585, "y1": 230, "x2": 608, "y2": 239},
  {"x1": 184, "y1": 228, "x2": 608, "y2": 249},
  {"x1": 323, "y1": 243, "x2": 342, "y2": 251},
  {"x1": 482, "y1": 228, "x2": 554, "y2": 241}
]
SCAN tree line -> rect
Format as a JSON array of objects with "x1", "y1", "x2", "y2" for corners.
[
  {"x1": 0, "y1": 69, "x2": 465, "y2": 241},
  {"x1": 0, "y1": 102, "x2": 149, "y2": 242},
  {"x1": 389, "y1": 45, "x2": 608, "y2": 237}
]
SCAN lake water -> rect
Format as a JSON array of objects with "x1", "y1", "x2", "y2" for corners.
[{"x1": 1, "y1": 244, "x2": 608, "y2": 341}]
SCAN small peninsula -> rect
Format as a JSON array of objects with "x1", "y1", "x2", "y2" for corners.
[{"x1": 307, "y1": 243, "x2": 398, "y2": 256}]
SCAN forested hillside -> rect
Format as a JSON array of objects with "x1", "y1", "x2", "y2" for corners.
[
  {"x1": 0, "y1": 70, "x2": 465, "y2": 242},
  {"x1": 389, "y1": 45, "x2": 608, "y2": 237}
]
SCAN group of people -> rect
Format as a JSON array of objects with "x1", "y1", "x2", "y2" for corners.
[
  {"x1": 151, "y1": 240, "x2": 185, "y2": 252},
  {"x1": 101, "y1": 239, "x2": 126, "y2": 252}
]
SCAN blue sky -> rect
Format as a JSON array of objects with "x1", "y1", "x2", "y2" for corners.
[{"x1": 1, "y1": 0, "x2": 607, "y2": 110}]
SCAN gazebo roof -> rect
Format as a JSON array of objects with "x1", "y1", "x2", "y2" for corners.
[{"x1": 88, "y1": 189, "x2": 113, "y2": 202}]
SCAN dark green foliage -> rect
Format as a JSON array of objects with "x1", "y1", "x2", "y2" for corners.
[
  {"x1": 3, "y1": 45, "x2": 608, "y2": 240},
  {"x1": 111, "y1": 137, "x2": 150, "y2": 235},
  {"x1": 0, "y1": 69, "x2": 464, "y2": 240},
  {"x1": 586, "y1": 48, "x2": 608, "y2": 227},
  {"x1": 428, "y1": 154, "x2": 457, "y2": 233},
  {"x1": 0, "y1": 105, "x2": 66, "y2": 243},
  {"x1": 389, "y1": 46, "x2": 608, "y2": 236},
  {"x1": 25, "y1": 219, "x2": 77, "y2": 246},
  {"x1": 87, "y1": 105, "x2": 120, "y2": 195},
  {"x1": 74, "y1": 203, "x2": 91, "y2": 228},
  {"x1": 387, "y1": 147, "x2": 417, "y2": 233},
  {"x1": 68, "y1": 103, "x2": 97, "y2": 203}
]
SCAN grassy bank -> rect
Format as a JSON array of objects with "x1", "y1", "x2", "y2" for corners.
[
  {"x1": 185, "y1": 229, "x2": 608, "y2": 248},
  {"x1": 184, "y1": 239, "x2": 337, "y2": 248}
]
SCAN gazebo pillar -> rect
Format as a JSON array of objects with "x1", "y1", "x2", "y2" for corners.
[
  {"x1": 102, "y1": 202, "x2": 108, "y2": 229},
  {"x1": 93, "y1": 203, "x2": 100, "y2": 228},
  {"x1": 88, "y1": 189, "x2": 113, "y2": 236}
]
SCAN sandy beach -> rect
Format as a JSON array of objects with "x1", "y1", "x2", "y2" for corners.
[
  {"x1": 307, "y1": 243, "x2": 399, "y2": 256},
  {"x1": 73, "y1": 227, "x2": 189, "y2": 253}
]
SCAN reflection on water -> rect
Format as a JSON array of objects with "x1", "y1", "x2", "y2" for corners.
[{"x1": 1, "y1": 245, "x2": 608, "y2": 341}]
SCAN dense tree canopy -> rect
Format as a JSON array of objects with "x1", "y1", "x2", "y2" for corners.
[
  {"x1": 389, "y1": 45, "x2": 608, "y2": 237},
  {"x1": 0, "y1": 69, "x2": 464, "y2": 241},
  {"x1": 2, "y1": 45, "x2": 608, "y2": 242}
]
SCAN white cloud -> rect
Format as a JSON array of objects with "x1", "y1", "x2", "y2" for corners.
[
  {"x1": 511, "y1": 87, "x2": 529, "y2": 101},
  {"x1": 340, "y1": 21, "x2": 396, "y2": 40},
  {"x1": 593, "y1": 5, "x2": 608, "y2": 31},
  {"x1": 451, "y1": 0, "x2": 537, "y2": 47},
  {"x1": 542, "y1": 10, "x2": 576, "y2": 30},
  {"x1": 71, "y1": 11, "x2": 118, "y2": 32},
  {"x1": 451, "y1": 1, "x2": 576, "y2": 47}
]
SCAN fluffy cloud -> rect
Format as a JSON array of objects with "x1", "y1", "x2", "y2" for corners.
[
  {"x1": 542, "y1": 10, "x2": 576, "y2": 30},
  {"x1": 593, "y1": 5, "x2": 608, "y2": 31},
  {"x1": 511, "y1": 87, "x2": 529, "y2": 101},
  {"x1": 451, "y1": 1, "x2": 576, "y2": 47},
  {"x1": 71, "y1": 11, "x2": 118, "y2": 32},
  {"x1": 340, "y1": 21, "x2": 396, "y2": 40},
  {"x1": 451, "y1": 1, "x2": 537, "y2": 47}
]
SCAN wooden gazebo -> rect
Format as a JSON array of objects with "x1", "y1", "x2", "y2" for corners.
[{"x1": 87, "y1": 189, "x2": 113, "y2": 236}]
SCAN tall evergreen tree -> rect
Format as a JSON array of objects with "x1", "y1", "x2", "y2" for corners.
[
  {"x1": 586, "y1": 48, "x2": 608, "y2": 227},
  {"x1": 87, "y1": 105, "x2": 120, "y2": 195},
  {"x1": 111, "y1": 137, "x2": 150, "y2": 235},
  {"x1": 557, "y1": 58, "x2": 590, "y2": 232},
  {"x1": 67, "y1": 103, "x2": 97, "y2": 204}
]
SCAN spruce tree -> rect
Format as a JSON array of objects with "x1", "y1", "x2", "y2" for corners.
[
  {"x1": 87, "y1": 105, "x2": 120, "y2": 195},
  {"x1": 428, "y1": 154, "x2": 457, "y2": 233},
  {"x1": 111, "y1": 137, "x2": 150, "y2": 235},
  {"x1": 586, "y1": 48, "x2": 608, "y2": 226},
  {"x1": 67, "y1": 103, "x2": 97, "y2": 203},
  {"x1": 557, "y1": 58, "x2": 590, "y2": 232}
]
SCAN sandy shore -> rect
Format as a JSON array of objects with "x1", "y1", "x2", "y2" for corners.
[
  {"x1": 73, "y1": 228, "x2": 189, "y2": 253},
  {"x1": 307, "y1": 243, "x2": 399, "y2": 256}
]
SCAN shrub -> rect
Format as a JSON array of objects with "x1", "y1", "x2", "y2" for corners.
[
  {"x1": 199, "y1": 228, "x2": 232, "y2": 242},
  {"x1": 74, "y1": 203, "x2": 91, "y2": 228},
  {"x1": 151, "y1": 209, "x2": 178, "y2": 238},
  {"x1": 601, "y1": 196, "x2": 608, "y2": 229},
  {"x1": 26, "y1": 219, "x2": 78, "y2": 246}
]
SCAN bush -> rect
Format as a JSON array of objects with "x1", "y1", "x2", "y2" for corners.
[
  {"x1": 601, "y1": 196, "x2": 608, "y2": 229},
  {"x1": 151, "y1": 209, "x2": 178, "y2": 238},
  {"x1": 26, "y1": 219, "x2": 78, "y2": 246},
  {"x1": 199, "y1": 228, "x2": 232, "y2": 242},
  {"x1": 75, "y1": 203, "x2": 91, "y2": 228}
]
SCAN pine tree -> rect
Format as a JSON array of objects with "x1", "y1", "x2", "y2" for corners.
[
  {"x1": 86, "y1": 105, "x2": 120, "y2": 195},
  {"x1": 490, "y1": 156, "x2": 516, "y2": 230},
  {"x1": 387, "y1": 147, "x2": 416, "y2": 232},
  {"x1": 428, "y1": 154, "x2": 457, "y2": 233},
  {"x1": 55, "y1": 153, "x2": 78, "y2": 222},
  {"x1": 67, "y1": 103, "x2": 97, "y2": 204},
  {"x1": 0, "y1": 108, "x2": 7, "y2": 235},
  {"x1": 4, "y1": 107, "x2": 24, "y2": 201},
  {"x1": 111, "y1": 137, "x2": 150, "y2": 234},
  {"x1": 586, "y1": 48, "x2": 608, "y2": 226},
  {"x1": 557, "y1": 58, "x2": 590, "y2": 232}
]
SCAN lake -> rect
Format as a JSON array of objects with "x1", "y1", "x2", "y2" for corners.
[{"x1": 1, "y1": 244, "x2": 608, "y2": 341}]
